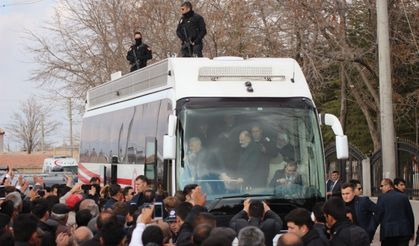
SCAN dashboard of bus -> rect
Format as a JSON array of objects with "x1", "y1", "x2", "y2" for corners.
[{"x1": 176, "y1": 97, "x2": 325, "y2": 201}]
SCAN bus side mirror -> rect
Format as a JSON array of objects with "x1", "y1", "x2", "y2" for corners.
[
  {"x1": 319, "y1": 113, "x2": 349, "y2": 159},
  {"x1": 163, "y1": 115, "x2": 177, "y2": 160},
  {"x1": 163, "y1": 135, "x2": 176, "y2": 160},
  {"x1": 336, "y1": 135, "x2": 348, "y2": 159}
]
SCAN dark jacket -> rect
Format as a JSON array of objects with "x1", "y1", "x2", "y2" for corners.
[
  {"x1": 302, "y1": 228, "x2": 329, "y2": 246},
  {"x1": 126, "y1": 42, "x2": 152, "y2": 71},
  {"x1": 269, "y1": 168, "x2": 303, "y2": 187},
  {"x1": 176, "y1": 205, "x2": 207, "y2": 246},
  {"x1": 239, "y1": 142, "x2": 266, "y2": 187},
  {"x1": 176, "y1": 10, "x2": 206, "y2": 44},
  {"x1": 346, "y1": 196, "x2": 377, "y2": 241},
  {"x1": 229, "y1": 210, "x2": 283, "y2": 246},
  {"x1": 326, "y1": 179, "x2": 342, "y2": 198},
  {"x1": 376, "y1": 189, "x2": 415, "y2": 240},
  {"x1": 329, "y1": 220, "x2": 370, "y2": 246}
]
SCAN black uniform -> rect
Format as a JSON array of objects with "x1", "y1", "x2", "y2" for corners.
[
  {"x1": 176, "y1": 10, "x2": 206, "y2": 57},
  {"x1": 126, "y1": 39, "x2": 152, "y2": 72}
]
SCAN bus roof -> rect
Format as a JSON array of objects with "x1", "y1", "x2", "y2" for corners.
[{"x1": 86, "y1": 57, "x2": 313, "y2": 111}]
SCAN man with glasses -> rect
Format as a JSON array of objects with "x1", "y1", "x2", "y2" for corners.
[
  {"x1": 340, "y1": 183, "x2": 377, "y2": 242},
  {"x1": 176, "y1": 1, "x2": 207, "y2": 57},
  {"x1": 376, "y1": 178, "x2": 415, "y2": 246},
  {"x1": 349, "y1": 179, "x2": 363, "y2": 196}
]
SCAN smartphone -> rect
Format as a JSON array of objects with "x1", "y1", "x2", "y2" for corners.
[
  {"x1": 153, "y1": 202, "x2": 164, "y2": 220},
  {"x1": 81, "y1": 184, "x2": 91, "y2": 192}
]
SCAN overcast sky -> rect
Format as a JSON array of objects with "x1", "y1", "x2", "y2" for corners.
[{"x1": 0, "y1": 0, "x2": 77, "y2": 151}]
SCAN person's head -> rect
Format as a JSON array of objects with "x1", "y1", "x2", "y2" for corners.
[
  {"x1": 134, "y1": 31, "x2": 142, "y2": 42},
  {"x1": 51, "y1": 203, "x2": 70, "y2": 224},
  {"x1": 192, "y1": 224, "x2": 212, "y2": 246},
  {"x1": 31, "y1": 198, "x2": 49, "y2": 221},
  {"x1": 89, "y1": 177, "x2": 100, "y2": 185},
  {"x1": 193, "y1": 212, "x2": 216, "y2": 228},
  {"x1": 189, "y1": 137, "x2": 202, "y2": 154},
  {"x1": 394, "y1": 178, "x2": 406, "y2": 193},
  {"x1": 13, "y1": 213, "x2": 39, "y2": 244},
  {"x1": 277, "y1": 232, "x2": 303, "y2": 246},
  {"x1": 180, "y1": 1, "x2": 192, "y2": 14},
  {"x1": 285, "y1": 208, "x2": 313, "y2": 238},
  {"x1": 239, "y1": 130, "x2": 252, "y2": 148},
  {"x1": 209, "y1": 227, "x2": 236, "y2": 244},
  {"x1": 0, "y1": 213, "x2": 11, "y2": 233},
  {"x1": 123, "y1": 186, "x2": 134, "y2": 202},
  {"x1": 202, "y1": 234, "x2": 231, "y2": 246},
  {"x1": 311, "y1": 202, "x2": 326, "y2": 223},
  {"x1": 76, "y1": 209, "x2": 93, "y2": 227},
  {"x1": 238, "y1": 226, "x2": 265, "y2": 246},
  {"x1": 248, "y1": 200, "x2": 264, "y2": 219},
  {"x1": 276, "y1": 133, "x2": 289, "y2": 148},
  {"x1": 109, "y1": 184, "x2": 122, "y2": 200},
  {"x1": 341, "y1": 183, "x2": 356, "y2": 203},
  {"x1": 176, "y1": 201, "x2": 193, "y2": 224},
  {"x1": 284, "y1": 161, "x2": 298, "y2": 177},
  {"x1": 0, "y1": 200, "x2": 14, "y2": 219},
  {"x1": 182, "y1": 184, "x2": 198, "y2": 202},
  {"x1": 73, "y1": 226, "x2": 93, "y2": 245},
  {"x1": 142, "y1": 224, "x2": 163, "y2": 246},
  {"x1": 165, "y1": 209, "x2": 179, "y2": 234},
  {"x1": 380, "y1": 178, "x2": 394, "y2": 193},
  {"x1": 135, "y1": 175, "x2": 149, "y2": 193},
  {"x1": 5, "y1": 191, "x2": 22, "y2": 212},
  {"x1": 331, "y1": 171, "x2": 340, "y2": 181},
  {"x1": 79, "y1": 199, "x2": 100, "y2": 217},
  {"x1": 97, "y1": 211, "x2": 114, "y2": 231},
  {"x1": 163, "y1": 196, "x2": 181, "y2": 212},
  {"x1": 349, "y1": 179, "x2": 363, "y2": 196},
  {"x1": 100, "y1": 217, "x2": 126, "y2": 246},
  {"x1": 251, "y1": 126, "x2": 263, "y2": 142},
  {"x1": 323, "y1": 197, "x2": 346, "y2": 228}
]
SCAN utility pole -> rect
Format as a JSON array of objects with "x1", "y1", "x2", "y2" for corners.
[
  {"x1": 41, "y1": 114, "x2": 45, "y2": 152},
  {"x1": 68, "y1": 98, "x2": 73, "y2": 157},
  {"x1": 377, "y1": 0, "x2": 396, "y2": 178}
]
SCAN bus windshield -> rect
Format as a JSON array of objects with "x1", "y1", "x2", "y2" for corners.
[{"x1": 176, "y1": 99, "x2": 325, "y2": 201}]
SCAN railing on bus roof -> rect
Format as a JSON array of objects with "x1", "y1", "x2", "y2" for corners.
[{"x1": 87, "y1": 59, "x2": 170, "y2": 109}]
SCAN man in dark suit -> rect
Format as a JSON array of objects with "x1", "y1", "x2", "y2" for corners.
[
  {"x1": 341, "y1": 183, "x2": 378, "y2": 241},
  {"x1": 326, "y1": 171, "x2": 342, "y2": 198},
  {"x1": 269, "y1": 160, "x2": 302, "y2": 187},
  {"x1": 238, "y1": 130, "x2": 266, "y2": 187},
  {"x1": 376, "y1": 178, "x2": 415, "y2": 246}
]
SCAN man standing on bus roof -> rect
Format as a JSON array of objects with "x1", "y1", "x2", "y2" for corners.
[
  {"x1": 126, "y1": 31, "x2": 152, "y2": 72},
  {"x1": 176, "y1": 1, "x2": 207, "y2": 57}
]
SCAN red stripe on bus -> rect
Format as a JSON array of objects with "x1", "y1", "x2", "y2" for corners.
[
  {"x1": 78, "y1": 163, "x2": 100, "y2": 178},
  {"x1": 117, "y1": 178, "x2": 133, "y2": 185}
]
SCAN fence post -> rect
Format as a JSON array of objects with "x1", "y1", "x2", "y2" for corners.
[{"x1": 362, "y1": 158, "x2": 371, "y2": 196}]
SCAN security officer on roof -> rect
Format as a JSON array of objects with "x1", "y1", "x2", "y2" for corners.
[
  {"x1": 126, "y1": 31, "x2": 152, "y2": 72},
  {"x1": 176, "y1": 1, "x2": 207, "y2": 57}
]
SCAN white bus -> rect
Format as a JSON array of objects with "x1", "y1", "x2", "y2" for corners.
[{"x1": 79, "y1": 57, "x2": 348, "y2": 220}]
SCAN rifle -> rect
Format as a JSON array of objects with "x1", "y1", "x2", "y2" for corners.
[
  {"x1": 182, "y1": 27, "x2": 193, "y2": 57},
  {"x1": 131, "y1": 45, "x2": 140, "y2": 70}
]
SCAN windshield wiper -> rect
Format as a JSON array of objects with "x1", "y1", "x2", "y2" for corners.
[{"x1": 214, "y1": 194, "x2": 273, "y2": 200}]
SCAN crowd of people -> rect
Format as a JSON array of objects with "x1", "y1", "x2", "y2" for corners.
[{"x1": 0, "y1": 165, "x2": 418, "y2": 246}]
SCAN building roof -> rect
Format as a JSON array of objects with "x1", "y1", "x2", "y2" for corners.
[{"x1": 0, "y1": 152, "x2": 48, "y2": 169}]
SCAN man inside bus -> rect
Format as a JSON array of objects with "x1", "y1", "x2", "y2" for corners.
[
  {"x1": 269, "y1": 161, "x2": 302, "y2": 187},
  {"x1": 184, "y1": 137, "x2": 225, "y2": 194},
  {"x1": 238, "y1": 130, "x2": 266, "y2": 188}
]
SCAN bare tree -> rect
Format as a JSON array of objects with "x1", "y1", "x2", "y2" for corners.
[
  {"x1": 7, "y1": 97, "x2": 60, "y2": 154},
  {"x1": 27, "y1": 0, "x2": 418, "y2": 152}
]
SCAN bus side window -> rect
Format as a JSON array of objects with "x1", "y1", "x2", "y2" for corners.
[{"x1": 145, "y1": 137, "x2": 157, "y2": 181}]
